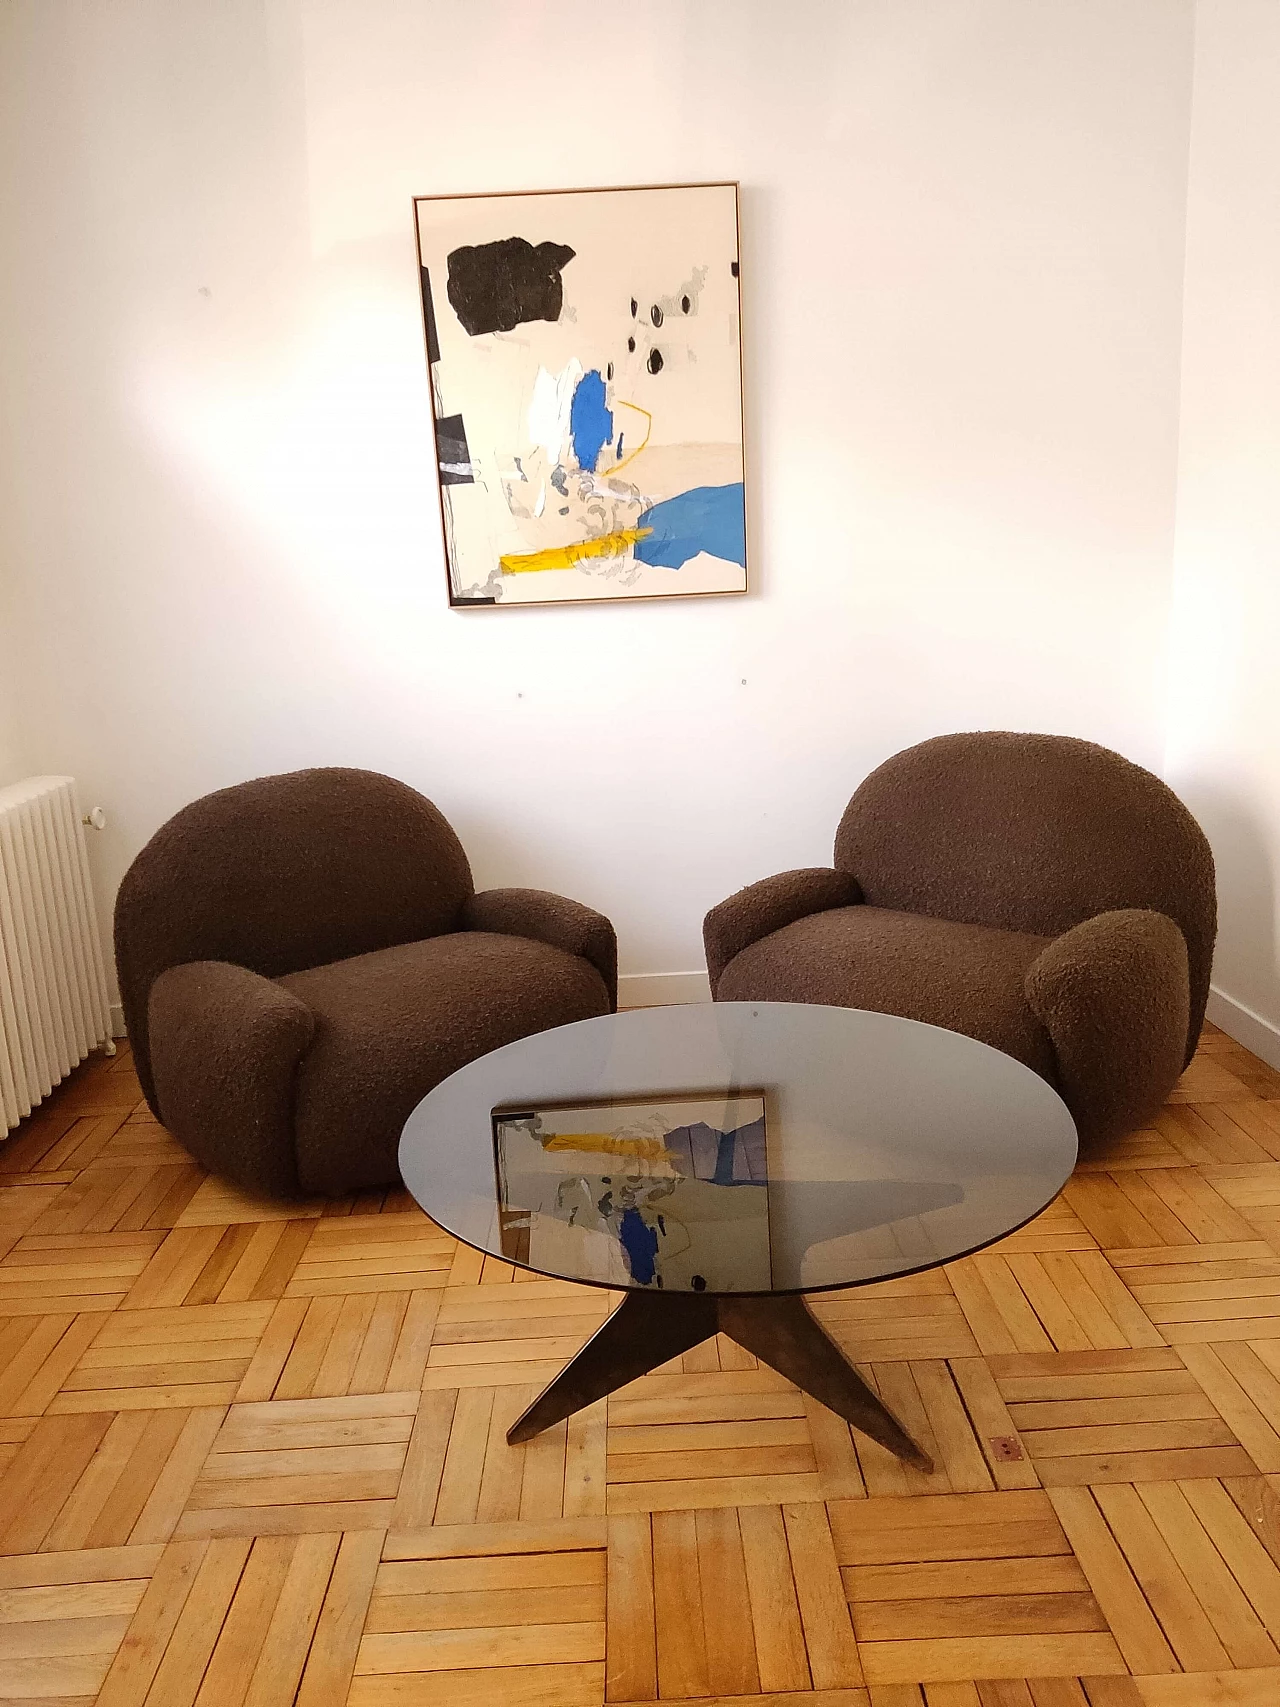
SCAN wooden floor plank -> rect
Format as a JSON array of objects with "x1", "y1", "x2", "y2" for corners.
[
  {"x1": 242, "y1": 1530, "x2": 339, "y2": 1707},
  {"x1": 858, "y1": 1631, "x2": 1124, "y2": 1685},
  {"x1": 605, "y1": 1512, "x2": 655, "y2": 1703},
  {"x1": 1092, "y1": 1483, "x2": 1232, "y2": 1672},
  {"x1": 696, "y1": 1505, "x2": 760, "y2": 1695},
  {"x1": 653, "y1": 1508, "x2": 709, "y2": 1698},
  {"x1": 783, "y1": 1501, "x2": 864, "y2": 1688},
  {"x1": 739, "y1": 1502, "x2": 812, "y2": 1692},
  {"x1": 1178, "y1": 1341, "x2": 1280, "y2": 1471},
  {"x1": 193, "y1": 1533, "x2": 296, "y2": 1704},
  {"x1": 294, "y1": 1527, "x2": 384, "y2": 1706},
  {"x1": 0, "y1": 1413, "x2": 114, "y2": 1554},
  {"x1": 1177, "y1": 1477, "x2": 1280, "y2": 1638},
  {"x1": 389, "y1": 1388, "x2": 455, "y2": 1530},
  {"x1": 1135, "y1": 1481, "x2": 1278, "y2": 1667},
  {"x1": 1048, "y1": 1484, "x2": 1183, "y2": 1673},
  {"x1": 347, "y1": 1660, "x2": 606, "y2": 1706},
  {"x1": 132, "y1": 1534, "x2": 250, "y2": 1705},
  {"x1": 1133, "y1": 1669, "x2": 1280, "y2": 1705}
]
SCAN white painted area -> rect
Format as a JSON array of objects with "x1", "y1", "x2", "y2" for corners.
[
  {"x1": 1166, "y1": 0, "x2": 1280, "y2": 1046},
  {"x1": 0, "y1": 2, "x2": 1195, "y2": 998},
  {"x1": 527, "y1": 363, "x2": 582, "y2": 466}
]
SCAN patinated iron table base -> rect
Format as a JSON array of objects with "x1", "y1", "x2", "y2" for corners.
[{"x1": 506, "y1": 1289, "x2": 932, "y2": 1470}]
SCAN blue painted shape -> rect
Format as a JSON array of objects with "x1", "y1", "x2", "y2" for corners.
[
  {"x1": 569, "y1": 369, "x2": 613, "y2": 474},
  {"x1": 618, "y1": 1207, "x2": 659, "y2": 1286},
  {"x1": 635, "y1": 483, "x2": 746, "y2": 570}
]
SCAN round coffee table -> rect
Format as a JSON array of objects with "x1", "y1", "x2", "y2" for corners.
[{"x1": 399, "y1": 1002, "x2": 1077, "y2": 1470}]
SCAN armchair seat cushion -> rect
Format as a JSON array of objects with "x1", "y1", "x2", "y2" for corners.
[
  {"x1": 281, "y1": 931, "x2": 611, "y2": 1195},
  {"x1": 717, "y1": 905, "x2": 1058, "y2": 1082}
]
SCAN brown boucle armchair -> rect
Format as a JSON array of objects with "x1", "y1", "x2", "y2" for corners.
[
  {"x1": 704, "y1": 733, "x2": 1216, "y2": 1149},
  {"x1": 115, "y1": 767, "x2": 617, "y2": 1196}
]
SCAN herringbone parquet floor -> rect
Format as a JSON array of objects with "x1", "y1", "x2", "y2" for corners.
[{"x1": 3, "y1": 1024, "x2": 1280, "y2": 1704}]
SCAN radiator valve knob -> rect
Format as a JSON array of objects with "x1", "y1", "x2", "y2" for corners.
[{"x1": 82, "y1": 806, "x2": 107, "y2": 830}]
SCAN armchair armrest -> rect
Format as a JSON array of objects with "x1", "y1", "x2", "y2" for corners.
[
  {"x1": 147, "y1": 960, "x2": 316, "y2": 1196},
  {"x1": 461, "y1": 888, "x2": 618, "y2": 1011},
  {"x1": 703, "y1": 868, "x2": 862, "y2": 995},
  {"x1": 1024, "y1": 909, "x2": 1189, "y2": 1149}
]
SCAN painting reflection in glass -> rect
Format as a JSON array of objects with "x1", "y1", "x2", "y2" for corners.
[{"x1": 493, "y1": 1094, "x2": 769, "y2": 1291}]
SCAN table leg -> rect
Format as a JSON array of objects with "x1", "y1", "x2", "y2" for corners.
[
  {"x1": 507, "y1": 1290, "x2": 717, "y2": 1445},
  {"x1": 719, "y1": 1293, "x2": 933, "y2": 1471},
  {"x1": 507, "y1": 1288, "x2": 931, "y2": 1472}
]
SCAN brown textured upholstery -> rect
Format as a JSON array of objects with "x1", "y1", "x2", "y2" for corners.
[
  {"x1": 833, "y1": 732, "x2": 1216, "y2": 1062},
  {"x1": 116, "y1": 768, "x2": 616, "y2": 1195},
  {"x1": 282, "y1": 934, "x2": 610, "y2": 1196},
  {"x1": 146, "y1": 961, "x2": 316, "y2": 1197},
  {"x1": 703, "y1": 869, "x2": 862, "y2": 991},
  {"x1": 718, "y1": 907, "x2": 1058, "y2": 1081},
  {"x1": 705, "y1": 733, "x2": 1216, "y2": 1150},
  {"x1": 460, "y1": 888, "x2": 617, "y2": 1002},
  {"x1": 1025, "y1": 909, "x2": 1190, "y2": 1149}
]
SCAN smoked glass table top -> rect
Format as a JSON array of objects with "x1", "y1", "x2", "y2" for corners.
[{"x1": 398, "y1": 1001, "x2": 1078, "y2": 1298}]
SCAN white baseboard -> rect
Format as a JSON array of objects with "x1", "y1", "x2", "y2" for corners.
[
  {"x1": 110, "y1": 1002, "x2": 126, "y2": 1038},
  {"x1": 1206, "y1": 984, "x2": 1280, "y2": 1072},
  {"x1": 618, "y1": 970, "x2": 712, "y2": 1007}
]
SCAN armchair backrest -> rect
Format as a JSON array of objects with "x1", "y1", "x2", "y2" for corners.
[
  {"x1": 834, "y1": 732, "x2": 1216, "y2": 1064},
  {"x1": 115, "y1": 767, "x2": 474, "y2": 1112}
]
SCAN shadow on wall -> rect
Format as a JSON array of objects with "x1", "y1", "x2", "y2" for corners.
[{"x1": 1173, "y1": 777, "x2": 1278, "y2": 1026}]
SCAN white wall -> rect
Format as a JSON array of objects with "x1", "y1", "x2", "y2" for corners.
[
  {"x1": 0, "y1": 644, "x2": 25, "y2": 786},
  {"x1": 0, "y1": 0, "x2": 1194, "y2": 999},
  {"x1": 0, "y1": 548, "x2": 27, "y2": 783},
  {"x1": 1167, "y1": 0, "x2": 1280, "y2": 1063},
  {"x1": 0, "y1": 597, "x2": 26, "y2": 781}
]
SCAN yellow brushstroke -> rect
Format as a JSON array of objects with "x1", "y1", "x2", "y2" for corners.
[
  {"x1": 542, "y1": 1131, "x2": 676, "y2": 1164},
  {"x1": 610, "y1": 399, "x2": 653, "y2": 474},
  {"x1": 500, "y1": 526, "x2": 652, "y2": 575}
]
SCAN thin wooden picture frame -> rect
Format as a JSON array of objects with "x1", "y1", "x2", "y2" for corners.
[{"x1": 412, "y1": 181, "x2": 748, "y2": 610}]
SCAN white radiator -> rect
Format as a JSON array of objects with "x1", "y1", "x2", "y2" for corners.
[{"x1": 0, "y1": 776, "x2": 113, "y2": 1135}]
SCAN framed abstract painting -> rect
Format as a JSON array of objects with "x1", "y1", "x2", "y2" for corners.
[{"x1": 413, "y1": 182, "x2": 747, "y2": 607}]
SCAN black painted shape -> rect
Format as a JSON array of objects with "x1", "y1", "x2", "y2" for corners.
[
  {"x1": 630, "y1": 296, "x2": 638, "y2": 317},
  {"x1": 627, "y1": 336, "x2": 635, "y2": 353},
  {"x1": 681, "y1": 294, "x2": 691, "y2": 313},
  {"x1": 435, "y1": 412, "x2": 474, "y2": 486},
  {"x1": 420, "y1": 267, "x2": 440, "y2": 364},
  {"x1": 650, "y1": 303, "x2": 663, "y2": 327},
  {"x1": 446, "y1": 237, "x2": 575, "y2": 336},
  {"x1": 731, "y1": 260, "x2": 739, "y2": 277},
  {"x1": 647, "y1": 348, "x2": 664, "y2": 375}
]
